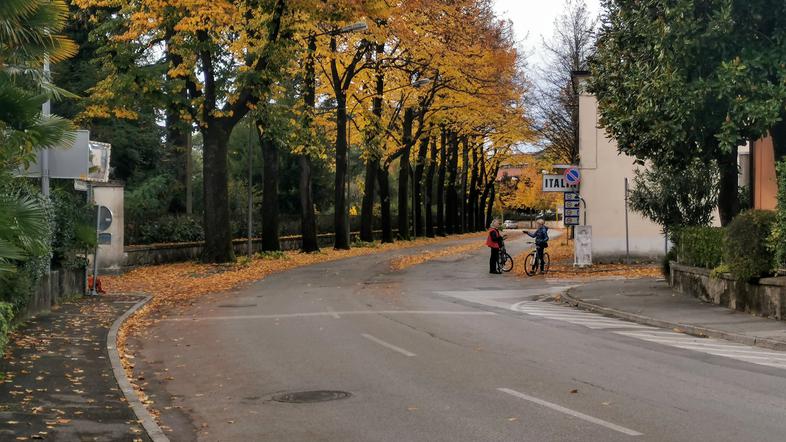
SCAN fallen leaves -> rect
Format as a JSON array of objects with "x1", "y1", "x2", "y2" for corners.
[
  {"x1": 389, "y1": 243, "x2": 483, "y2": 271},
  {"x1": 515, "y1": 233, "x2": 661, "y2": 280}
]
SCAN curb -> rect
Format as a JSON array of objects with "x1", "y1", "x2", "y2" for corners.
[
  {"x1": 106, "y1": 295, "x2": 170, "y2": 442},
  {"x1": 562, "y1": 288, "x2": 786, "y2": 352}
]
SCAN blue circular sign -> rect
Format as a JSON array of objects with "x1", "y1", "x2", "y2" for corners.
[{"x1": 564, "y1": 167, "x2": 581, "y2": 185}]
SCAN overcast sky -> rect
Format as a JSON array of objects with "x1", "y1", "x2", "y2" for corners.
[{"x1": 493, "y1": 0, "x2": 602, "y2": 73}]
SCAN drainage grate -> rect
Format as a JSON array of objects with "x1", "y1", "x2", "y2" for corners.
[{"x1": 272, "y1": 390, "x2": 352, "y2": 403}]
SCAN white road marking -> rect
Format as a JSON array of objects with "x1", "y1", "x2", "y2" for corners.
[
  {"x1": 326, "y1": 306, "x2": 341, "y2": 319},
  {"x1": 615, "y1": 330, "x2": 786, "y2": 369},
  {"x1": 361, "y1": 333, "x2": 416, "y2": 357},
  {"x1": 511, "y1": 301, "x2": 657, "y2": 330},
  {"x1": 162, "y1": 310, "x2": 496, "y2": 322},
  {"x1": 498, "y1": 388, "x2": 643, "y2": 437}
]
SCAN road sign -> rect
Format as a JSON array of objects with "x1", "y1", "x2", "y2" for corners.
[
  {"x1": 543, "y1": 175, "x2": 578, "y2": 192},
  {"x1": 564, "y1": 167, "x2": 581, "y2": 186},
  {"x1": 564, "y1": 192, "x2": 580, "y2": 226}
]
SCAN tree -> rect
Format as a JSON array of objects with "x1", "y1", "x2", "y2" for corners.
[
  {"x1": 628, "y1": 159, "x2": 719, "y2": 229},
  {"x1": 589, "y1": 0, "x2": 786, "y2": 225},
  {"x1": 0, "y1": 0, "x2": 76, "y2": 272},
  {"x1": 77, "y1": 0, "x2": 294, "y2": 262},
  {"x1": 532, "y1": 0, "x2": 596, "y2": 164}
]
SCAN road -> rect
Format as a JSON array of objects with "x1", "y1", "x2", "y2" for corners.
[{"x1": 132, "y1": 234, "x2": 786, "y2": 441}]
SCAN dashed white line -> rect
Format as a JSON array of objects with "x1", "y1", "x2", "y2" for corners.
[
  {"x1": 361, "y1": 333, "x2": 416, "y2": 357},
  {"x1": 498, "y1": 388, "x2": 643, "y2": 437},
  {"x1": 326, "y1": 306, "x2": 341, "y2": 319},
  {"x1": 162, "y1": 310, "x2": 496, "y2": 322}
]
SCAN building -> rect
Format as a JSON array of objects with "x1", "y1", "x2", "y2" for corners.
[
  {"x1": 575, "y1": 73, "x2": 667, "y2": 261},
  {"x1": 750, "y1": 136, "x2": 779, "y2": 210}
]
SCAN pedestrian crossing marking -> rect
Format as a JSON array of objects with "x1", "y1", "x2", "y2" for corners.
[{"x1": 511, "y1": 301, "x2": 658, "y2": 330}]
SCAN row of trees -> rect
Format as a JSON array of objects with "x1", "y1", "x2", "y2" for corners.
[
  {"x1": 71, "y1": 0, "x2": 532, "y2": 262},
  {"x1": 590, "y1": 0, "x2": 786, "y2": 228}
]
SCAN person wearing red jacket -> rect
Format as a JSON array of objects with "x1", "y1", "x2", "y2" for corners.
[{"x1": 486, "y1": 219, "x2": 504, "y2": 274}]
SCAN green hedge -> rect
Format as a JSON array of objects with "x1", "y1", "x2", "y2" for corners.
[
  {"x1": 674, "y1": 226, "x2": 725, "y2": 269},
  {"x1": 725, "y1": 210, "x2": 776, "y2": 281},
  {"x1": 771, "y1": 161, "x2": 786, "y2": 272}
]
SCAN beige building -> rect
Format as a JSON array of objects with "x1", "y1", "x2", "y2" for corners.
[{"x1": 575, "y1": 74, "x2": 667, "y2": 261}]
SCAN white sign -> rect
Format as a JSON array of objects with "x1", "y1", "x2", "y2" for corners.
[
  {"x1": 542, "y1": 174, "x2": 579, "y2": 192},
  {"x1": 574, "y1": 225, "x2": 592, "y2": 267}
]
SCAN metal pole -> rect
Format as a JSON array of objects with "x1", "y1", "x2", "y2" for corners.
[
  {"x1": 90, "y1": 200, "x2": 101, "y2": 296},
  {"x1": 42, "y1": 57, "x2": 50, "y2": 199},
  {"x1": 247, "y1": 122, "x2": 254, "y2": 257},
  {"x1": 346, "y1": 117, "x2": 351, "y2": 242},
  {"x1": 624, "y1": 177, "x2": 630, "y2": 263}
]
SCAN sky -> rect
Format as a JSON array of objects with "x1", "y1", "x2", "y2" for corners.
[{"x1": 493, "y1": 0, "x2": 602, "y2": 74}]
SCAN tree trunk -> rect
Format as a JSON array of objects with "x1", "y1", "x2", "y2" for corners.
[
  {"x1": 334, "y1": 91, "x2": 350, "y2": 249},
  {"x1": 201, "y1": 125, "x2": 235, "y2": 263},
  {"x1": 360, "y1": 43, "x2": 385, "y2": 243},
  {"x1": 298, "y1": 155, "x2": 319, "y2": 252},
  {"x1": 424, "y1": 136, "x2": 436, "y2": 238},
  {"x1": 459, "y1": 136, "x2": 470, "y2": 233},
  {"x1": 718, "y1": 145, "x2": 740, "y2": 226},
  {"x1": 468, "y1": 141, "x2": 479, "y2": 232},
  {"x1": 165, "y1": 113, "x2": 189, "y2": 213},
  {"x1": 360, "y1": 159, "x2": 378, "y2": 242},
  {"x1": 378, "y1": 165, "x2": 393, "y2": 243},
  {"x1": 414, "y1": 136, "x2": 428, "y2": 237},
  {"x1": 258, "y1": 123, "x2": 280, "y2": 251},
  {"x1": 486, "y1": 183, "x2": 496, "y2": 230},
  {"x1": 397, "y1": 107, "x2": 415, "y2": 240},
  {"x1": 476, "y1": 155, "x2": 487, "y2": 231},
  {"x1": 446, "y1": 131, "x2": 459, "y2": 234},
  {"x1": 299, "y1": 33, "x2": 319, "y2": 253},
  {"x1": 436, "y1": 130, "x2": 446, "y2": 236}
]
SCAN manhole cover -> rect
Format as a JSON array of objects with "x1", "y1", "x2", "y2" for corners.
[{"x1": 272, "y1": 390, "x2": 352, "y2": 403}]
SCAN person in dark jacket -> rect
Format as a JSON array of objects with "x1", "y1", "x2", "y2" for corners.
[
  {"x1": 486, "y1": 219, "x2": 504, "y2": 274},
  {"x1": 525, "y1": 217, "x2": 549, "y2": 272}
]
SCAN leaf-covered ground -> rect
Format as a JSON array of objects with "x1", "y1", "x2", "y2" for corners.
[
  {"x1": 0, "y1": 295, "x2": 148, "y2": 441},
  {"x1": 515, "y1": 233, "x2": 662, "y2": 280}
]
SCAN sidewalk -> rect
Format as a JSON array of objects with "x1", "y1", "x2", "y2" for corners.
[
  {"x1": 0, "y1": 294, "x2": 149, "y2": 441},
  {"x1": 565, "y1": 278, "x2": 786, "y2": 351}
]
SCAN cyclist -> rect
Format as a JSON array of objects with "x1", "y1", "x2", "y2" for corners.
[
  {"x1": 525, "y1": 217, "x2": 549, "y2": 273},
  {"x1": 486, "y1": 219, "x2": 504, "y2": 274}
]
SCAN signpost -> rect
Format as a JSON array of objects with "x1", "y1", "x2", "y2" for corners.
[{"x1": 564, "y1": 192, "x2": 580, "y2": 226}]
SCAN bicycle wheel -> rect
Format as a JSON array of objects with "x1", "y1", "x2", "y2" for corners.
[
  {"x1": 500, "y1": 253, "x2": 513, "y2": 272},
  {"x1": 542, "y1": 252, "x2": 550, "y2": 274},
  {"x1": 523, "y1": 252, "x2": 537, "y2": 276}
]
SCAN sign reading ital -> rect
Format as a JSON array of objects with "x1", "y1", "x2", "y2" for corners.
[{"x1": 542, "y1": 174, "x2": 579, "y2": 192}]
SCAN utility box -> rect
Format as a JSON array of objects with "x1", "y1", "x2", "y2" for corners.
[{"x1": 91, "y1": 182, "x2": 125, "y2": 274}]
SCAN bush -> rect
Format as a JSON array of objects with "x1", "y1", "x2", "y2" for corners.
[
  {"x1": 673, "y1": 226, "x2": 725, "y2": 269},
  {"x1": 0, "y1": 302, "x2": 14, "y2": 353},
  {"x1": 771, "y1": 161, "x2": 786, "y2": 273},
  {"x1": 128, "y1": 215, "x2": 204, "y2": 245},
  {"x1": 725, "y1": 210, "x2": 776, "y2": 281}
]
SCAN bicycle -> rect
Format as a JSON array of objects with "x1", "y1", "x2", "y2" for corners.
[
  {"x1": 523, "y1": 243, "x2": 550, "y2": 276},
  {"x1": 497, "y1": 238, "x2": 514, "y2": 273}
]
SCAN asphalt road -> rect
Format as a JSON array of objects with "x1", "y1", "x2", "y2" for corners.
[{"x1": 133, "y1": 234, "x2": 786, "y2": 441}]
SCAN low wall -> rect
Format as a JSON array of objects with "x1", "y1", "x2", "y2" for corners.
[
  {"x1": 23, "y1": 267, "x2": 86, "y2": 319},
  {"x1": 124, "y1": 231, "x2": 395, "y2": 269},
  {"x1": 670, "y1": 262, "x2": 786, "y2": 320}
]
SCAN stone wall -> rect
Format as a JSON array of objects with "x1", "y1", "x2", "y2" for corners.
[
  {"x1": 124, "y1": 231, "x2": 394, "y2": 269},
  {"x1": 23, "y1": 267, "x2": 86, "y2": 319},
  {"x1": 670, "y1": 262, "x2": 786, "y2": 320}
]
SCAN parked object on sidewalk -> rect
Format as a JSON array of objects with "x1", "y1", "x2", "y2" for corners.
[{"x1": 88, "y1": 276, "x2": 106, "y2": 294}]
